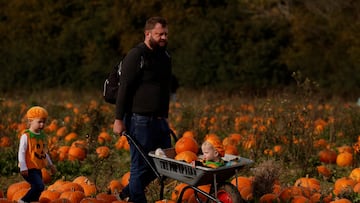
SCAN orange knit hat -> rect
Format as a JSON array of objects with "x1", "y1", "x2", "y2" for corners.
[
  {"x1": 204, "y1": 135, "x2": 225, "y2": 157},
  {"x1": 26, "y1": 106, "x2": 48, "y2": 120}
]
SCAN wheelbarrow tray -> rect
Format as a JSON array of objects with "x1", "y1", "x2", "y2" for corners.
[{"x1": 149, "y1": 148, "x2": 254, "y2": 186}]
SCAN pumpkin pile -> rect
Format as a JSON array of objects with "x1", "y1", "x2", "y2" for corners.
[{"x1": 3, "y1": 174, "x2": 132, "y2": 203}]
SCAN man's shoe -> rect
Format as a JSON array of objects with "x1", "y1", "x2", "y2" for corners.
[{"x1": 116, "y1": 191, "x2": 129, "y2": 201}]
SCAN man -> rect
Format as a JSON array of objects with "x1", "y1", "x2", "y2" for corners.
[{"x1": 113, "y1": 16, "x2": 172, "y2": 203}]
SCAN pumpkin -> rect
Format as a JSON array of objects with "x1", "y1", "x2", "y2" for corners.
[
  {"x1": 58, "y1": 146, "x2": 70, "y2": 161},
  {"x1": 187, "y1": 185, "x2": 211, "y2": 203},
  {"x1": 0, "y1": 136, "x2": 11, "y2": 147},
  {"x1": 336, "y1": 152, "x2": 353, "y2": 167},
  {"x1": 65, "y1": 132, "x2": 78, "y2": 143},
  {"x1": 259, "y1": 193, "x2": 280, "y2": 203},
  {"x1": 50, "y1": 198, "x2": 72, "y2": 203},
  {"x1": 291, "y1": 195, "x2": 310, "y2": 203},
  {"x1": 39, "y1": 190, "x2": 61, "y2": 203},
  {"x1": 349, "y1": 168, "x2": 360, "y2": 182},
  {"x1": 59, "y1": 190, "x2": 85, "y2": 203},
  {"x1": 68, "y1": 146, "x2": 86, "y2": 161},
  {"x1": 11, "y1": 188, "x2": 30, "y2": 202},
  {"x1": 294, "y1": 176, "x2": 321, "y2": 192},
  {"x1": 224, "y1": 144, "x2": 239, "y2": 155},
  {"x1": 56, "y1": 126, "x2": 68, "y2": 137},
  {"x1": 174, "y1": 151, "x2": 198, "y2": 163},
  {"x1": 230, "y1": 176, "x2": 252, "y2": 193},
  {"x1": 6, "y1": 181, "x2": 30, "y2": 201},
  {"x1": 278, "y1": 186, "x2": 311, "y2": 202},
  {"x1": 95, "y1": 146, "x2": 110, "y2": 159},
  {"x1": 73, "y1": 176, "x2": 89, "y2": 185},
  {"x1": 97, "y1": 132, "x2": 112, "y2": 144},
  {"x1": 171, "y1": 183, "x2": 194, "y2": 202},
  {"x1": 81, "y1": 181, "x2": 97, "y2": 197},
  {"x1": 107, "y1": 179, "x2": 123, "y2": 194},
  {"x1": 79, "y1": 197, "x2": 105, "y2": 203},
  {"x1": 333, "y1": 177, "x2": 356, "y2": 195},
  {"x1": 175, "y1": 136, "x2": 199, "y2": 154},
  {"x1": 0, "y1": 198, "x2": 12, "y2": 203},
  {"x1": 182, "y1": 131, "x2": 196, "y2": 138},
  {"x1": 317, "y1": 165, "x2": 332, "y2": 178},
  {"x1": 239, "y1": 185, "x2": 253, "y2": 201},
  {"x1": 95, "y1": 193, "x2": 117, "y2": 203},
  {"x1": 121, "y1": 172, "x2": 130, "y2": 187},
  {"x1": 330, "y1": 198, "x2": 352, "y2": 203},
  {"x1": 318, "y1": 149, "x2": 337, "y2": 164},
  {"x1": 48, "y1": 179, "x2": 69, "y2": 191},
  {"x1": 353, "y1": 182, "x2": 360, "y2": 193},
  {"x1": 57, "y1": 182, "x2": 84, "y2": 193}
]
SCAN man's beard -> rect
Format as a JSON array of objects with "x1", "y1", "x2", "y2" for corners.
[{"x1": 149, "y1": 37, "x2": 167, "y2": 51}]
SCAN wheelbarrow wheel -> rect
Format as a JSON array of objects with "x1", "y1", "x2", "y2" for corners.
[{"x1": 214, "y1": 183, "x2": 243, "y2": 203}]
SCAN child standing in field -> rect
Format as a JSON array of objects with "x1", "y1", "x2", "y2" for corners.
[
  {"x1": 200, "y1": 135, "x2": 226, "y2": 168},
  {"x1": 18, "y1": 106, "x2": 56, "y2": 203}
]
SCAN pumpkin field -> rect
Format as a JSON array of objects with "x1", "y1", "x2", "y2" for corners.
[{"x1": 1, "y1": 88, "x2": 360, "y2": 203}]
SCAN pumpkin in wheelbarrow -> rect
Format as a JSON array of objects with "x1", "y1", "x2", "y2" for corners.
[
  {"x1": 175, "y1": 150, "x2": 198, "y2": 163},
  {"x1": 175, "y1": 136, "x2": 199, "y2": 154}
]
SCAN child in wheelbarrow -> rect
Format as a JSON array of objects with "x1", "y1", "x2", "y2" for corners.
[{"x1": 198, "y1": 135, "x2": 226, "y2": 168}]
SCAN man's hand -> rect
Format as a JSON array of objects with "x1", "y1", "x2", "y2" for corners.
[
  {"x1": 113, "y1": 119, "x2": 126, "y2": 136},
  {"x1": 20, "y1": 170, "x2": 28, "y2": 177}
]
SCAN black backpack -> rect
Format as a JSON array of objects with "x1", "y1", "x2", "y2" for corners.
[{"x1": 103, "y1": 56, "x2": 144, "y2": 104}]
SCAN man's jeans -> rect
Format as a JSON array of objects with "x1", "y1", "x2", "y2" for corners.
[{"x1": 122, "y1": 113, "x2": 172, "y2": 203}]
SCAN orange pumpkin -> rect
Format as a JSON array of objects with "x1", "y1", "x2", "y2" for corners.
[
  {"x1": 259, "y1": 193, "x2": 280, "y2": 203},
  {"x1": 318, "y1": 149, "x2": 337, "y2": 164},
  {"x1": 174, "y1": 151, "x2": 198, "y2": 163},
  {"x1": 0, "y1": 198, "x2": 12, "y2": 203},
  {"x1": 97, "y1": 131, "x2": 112, "y2": 144},
  {"x1": 349, "y1": 168, "x2": 360, "y2": 182},
  {"x1": 80, "y1": 197, "x2": 106, "y2": 203},
  {"x1": 0, "y1": 136, "x2": 11, "y2": 147},
  {"x1": 96, "y1": 146, "x2": 110, "y2": 159},
  {"x1": 294, "y1": 176, "x2": 320, "y2": 192},
  {"x1": 47, "y1": 179, "x2": 68, "y2": 191},
  {"x1": 330, "y1": 198, "x2": 352, "y2": 203},
  {"x1": 175, "y1": 136, "x2": 199, "y2": 154},
  {"x1": 39, "y1": 190, "x2": 61, "y2": 203},
  {"x1": 58, "y1": 146, "x2": 70, "y2": 161},
  {"x1": 57, "y1": 182, "x2": 84, "y2": 193},
  {"x1": 291, "y1": 195, "x2": 310, "y2": 203},
  {"x1": 121, "y1": 171, "x2": 130, "y2": 187},
  {"x1": 171, "y1": 183, "x2": 194, "y2": 202},
  {"x1": 333, "y1": 177, "x2": 356, "y2": 195},
  {"x1": 230, "y1": 176, "x2": 252, "y2": 193},
  {"x1": 336, "y1": 152, "x2": 353, "y2": 167},
  {"x1": 187, "y1": 185, "x2": 211, "y2": 203},
  {"x1": 59, "y1": 190, "x2": 85, "y2": 203},
  {"x1": 317, "y1": 165, "x2": 332, "y2": 178},
  {"x1": 95, "y1": 193, "x2": 117, "y2": 203},
  {"x1": 11, "y1": 188, "x2": 30, "y2": 202},
  {"x1": 68, "y1": 146, "x2": 87, "y2": 161},
  {"x1": 107, "y1": 179, "x2": 123, "y2": 194},
  {"x1": 6, "y1": 181, "x2": 30, "y2": 201}
]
